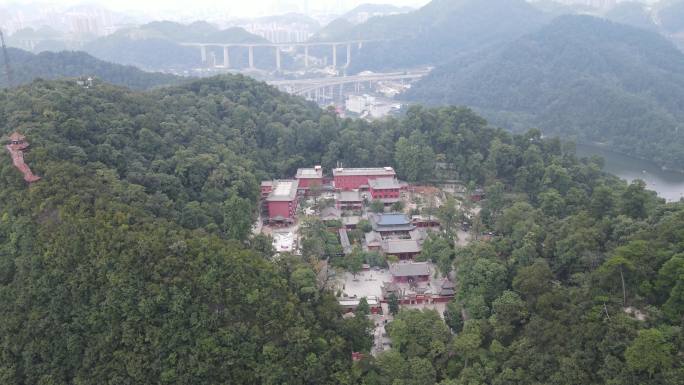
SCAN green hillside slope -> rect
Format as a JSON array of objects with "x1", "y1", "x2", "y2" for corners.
[
  {"x1": 406, "y1": 15, "x2": 684, "y2": 169},
  {"x1": 0, "y1": 48, "x2": 183, "y2": 90}
]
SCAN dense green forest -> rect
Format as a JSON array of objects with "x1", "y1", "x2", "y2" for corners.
[
  {"x1": 313, "y1": 0, "x2": 549, "y2": 72},
  {"x1": 406, "y1": 15, "x2": 684, "y2": 170},
  {"x1": 0, "y1": 76, "x2": 364, "y2": 384},
  {"x1": 0, "y1": 48, "x2": 184, "y2": 90},
  {"x1": 0, "y1": 75, "x2": 682, "y2": 384}
]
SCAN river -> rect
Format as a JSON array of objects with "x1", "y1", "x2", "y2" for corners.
[{"x1": 575, "y1": 144, "x2": 684, "y2": 202}]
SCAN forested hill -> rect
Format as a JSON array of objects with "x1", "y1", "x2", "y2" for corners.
[
  {"x1": 83, "y1": 21, "x2": 269, "y2": 70},
  {"x1": 122, "y1": 21, "x2": 267, "y2": 44},
  {"x1": 1, "y1": 75, "x2": 682, "y2": 383},
  {"x1": 314, "y1": 0, "x2": 550, "y2": 72},
  {"x1": 0, "y1": 76, "x2": 349, "y2": 384},
  {"x1": 0, "y1": 48, "x2": 184, "y2": 90},
  {"x1": 405, "y1": 15, "x2": 684, "y2": 170}
]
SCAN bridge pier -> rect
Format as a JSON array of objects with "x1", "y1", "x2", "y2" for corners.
[
  {"x1": 304, "y1": 45, "x2": 309, "y2": 68},
  {"x1": 223, "y1": 46, "x2": 230, "y2": 68},
  {"x1": 346, "y1": 43, "x2": 351, "y2": 68},
  {"x1": 275, "y1": 47, "x2": 281, "y2": 71},
  {"x1": 332, "y1": 44, "x2": 337, "y2": 68},
  {"x1": 248, "y1": 46, "x2": 255, "y2": 69},
  {"x1": 201, "y1": 45, "x2": 207, "y2": 63}
]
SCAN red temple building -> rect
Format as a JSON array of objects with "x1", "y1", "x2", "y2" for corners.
[
  {"x1": 370, "y1": 213, "x2": 416, "y2": 237},
  {"x1": 389, "y1": 262, "x2": 431, "y2": 283},
  {"x1": 333, "y1": 167, "x2": 396, "y2": 190},
  {"x1": 336, "y1": 190, "x2": 364, "y2": 210},
  {"x1": 381, "y1": 239, "x2": 422, "y2": 260},
  {"x1": 261, "y1": 181, "x2": 274, "y2": 198},
  {"x1": 339, "y1": 296, "x2": 381, "y2": 314},
  {"x1": 265, "y1": 179, "x2": 299, "y2": 223},
  {"x1": 295, "y1": 165, "x2": 323, "y2": 192},
  {"x1": 411, "y1": 215, "x2": 441, "y2": 229},
  {"x1": 369, "y1": 177, "x2": 404, "y2": 201},
  {"x1": 5, "y1": 132, "x2": 41, "y2": 183}
]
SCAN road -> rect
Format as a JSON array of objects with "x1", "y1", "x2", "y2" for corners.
[{"x1": 267, "y1": 70, "x2": 431, "y2": 96}]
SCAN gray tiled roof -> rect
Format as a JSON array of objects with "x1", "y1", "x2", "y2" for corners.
[
  {"x1": 333, "y1": 167, "x2": 395, "y2": 176},
  {"x1": 338, "y1": 190, "x2": 362, "y2": 202},
  {"x1": 369, "y1": 177, "x2": 401, "y2": 189},
  {"x1": 382, "y1": 239, "x2": 422, "y2": 254},
  {"x1": 266, "y1": 180, "x2": 299, "y2": 201},
  {"x1": 365, "y1": 231, "x2": 382, "y2": 247},
  {"x1": 296, "y1": 167, "x2": 323, "y2": 179},
  {"x1": 321, "y1": 207, "x2": 342, "y2": 220},
  {"x1": 389, "y1": 262, "x2": 430, "y2": 277},
  {"x1": 376, "y1": 213, "x2": 410, "y2": 226},
  {"x1": 439, "y1": 280, "x2": 456, "y2": 296}
]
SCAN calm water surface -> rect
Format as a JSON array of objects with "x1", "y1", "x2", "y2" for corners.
[{"x1": 576, "y1": 144, "x2": 684, "y2": 202}]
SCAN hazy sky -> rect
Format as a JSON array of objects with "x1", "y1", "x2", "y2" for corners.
[{"x1": 0, "y1": 0, "x2": 431, "y2": 17}]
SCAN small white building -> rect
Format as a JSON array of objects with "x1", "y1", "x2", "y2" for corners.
[
  {"x1": 345, "y1": 94, "x2": 400, "y2": 119},
  {"x1": 346, "y1": 94, "x2": 375, "y2": 114}
]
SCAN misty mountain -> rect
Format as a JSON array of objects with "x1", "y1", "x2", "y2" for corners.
[
  {"x1": 235, "y1": 13, "x2": 320, "y2": 30},
  {"x1": 82, "y1": 21, "x2": 268, "y2": 71},
  {"x1": 112, "y1": 21, "x2": 267, "y2": 44},
  {"x1": 312, "y1": 3, "x2": 414, "y2": 41},
  {"x1": 527, "y1": 0, "x2": 593, "y2": 15},
  {"x1": 0, "y1": 48, "x2": 183, "y2": 90},
  {"x1": 340, "y1": 3, "x2": 414, "y2": 23},
  {"x1": 604, "y1": 1, "x2": 657, "y2": 31},
  {"x1": 315, "y1": 0, "x2": 551, "y2": 72},
  {"x1": 405, "y1": 15, "x2": 684, "y2": 169},
  {"x1": 658, "y1": 0, "x2": 684, "y2": 34},
  {"x1": 6, "y1": 26, "x2": 72, "y2": 53}
]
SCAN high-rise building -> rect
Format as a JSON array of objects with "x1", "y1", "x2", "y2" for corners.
[{"x1": 551, "y1": 0, "x2": 617, "y2": 9}]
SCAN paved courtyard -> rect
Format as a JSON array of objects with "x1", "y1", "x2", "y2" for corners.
[
  {"x1": 335, "y1": 264, "x2": 450, "y2": 312},
  {"x1": 337, "y1": 269, "x2": 391, "y2": 298}
]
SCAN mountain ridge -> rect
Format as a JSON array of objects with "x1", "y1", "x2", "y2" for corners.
[
  {"x1": 405, "y1": 14, "x2": 684, "y2": 169},
  {"x1": 314, "y1": 0, "x2": 551, "y2": 72},
  {"x1": 0, "y1": 48, "x2": 185, "y2": 90}
]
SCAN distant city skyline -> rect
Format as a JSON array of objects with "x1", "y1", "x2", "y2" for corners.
[{"x1": 0, "y1": 0, "x2": 431, "y2": 18}]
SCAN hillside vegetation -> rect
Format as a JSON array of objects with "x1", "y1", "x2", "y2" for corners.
[
  {"x1": 0, "y1": 48, "x2": 183, "y2": 90},
  {"x1": 406, "y1": 15, "x2": 684, "y2": 170},
  {"x1": 0, "y1": 76, "x2": 360, "y2": 384},
  {"x1": 0, "y1": 75, "x2": 682, "y2": 384}
]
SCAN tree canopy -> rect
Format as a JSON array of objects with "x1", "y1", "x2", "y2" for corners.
[{"x1": 0, "y1": 74, "x2": 682, "y2": 384}]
